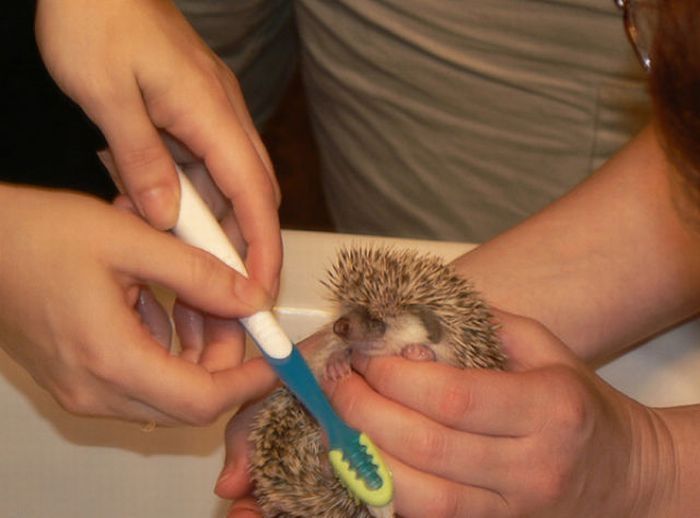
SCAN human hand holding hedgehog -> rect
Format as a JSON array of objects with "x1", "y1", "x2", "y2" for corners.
[
  {"x1": 319, "y1": 311, "x2": 673, "y2": 517},
  {"x1": 218, "y1": 311, "x2": 675, "y2": 517},
  {"x1": 215, "y1": 247, "x2": 677, "y2": 517}
]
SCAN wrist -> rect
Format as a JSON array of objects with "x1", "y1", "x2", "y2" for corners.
[
  {"x1": 639, "y1": 405, "x2": 700, "y2": 516},
  {"x1": 626, "y1": 406, "x2": 677, "y2": 516}
]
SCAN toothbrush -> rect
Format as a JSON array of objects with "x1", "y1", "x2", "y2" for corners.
[{"x1": 172, "y1": 168, "x2": 393, "y2": 507}]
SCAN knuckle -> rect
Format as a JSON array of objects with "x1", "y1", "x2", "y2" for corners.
[
  {"x1": 56, "y1": 386, "x2": 98, "y2": 416},
  {"x1": 436, "y1": 378, "x2": 473, "y2": 420},
  {"x1": 187, "y1": 249, "x2": 228, "y2": 291},
  {"x1": 215, "y1": 60, "x2": 242, "y2": 95},
  {"x1": 118, "y1": 143, "x2": 169, "y2": 178},
  {"x1": 546, "y1": 367, "x2": 590, "y2": 431},
  {"x1": 520, "y1": 315, "x2": 554, "y2": 342},
  {"x1": 412, "y1": 427, "x2": 449, "y2": 466},
  {"x1": 365, "y1": 359, "x2": 400, "y2": 392},
  {"x1": 423, "y1": 486, "x2": 461, "y2": 518},
  {"x1": 535, "y1": 466, "x2": 570, "y2": 506},
  {"x1": 331, "y1": 382, "x2": 363, "y2": 420},
  {"x1": 186, "y1": 61, "x2": 230, "y2": 105}
]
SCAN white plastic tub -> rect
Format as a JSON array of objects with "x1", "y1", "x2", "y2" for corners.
[{"x1": 2, "y1": 230, "x2": 699, "y2": 517}]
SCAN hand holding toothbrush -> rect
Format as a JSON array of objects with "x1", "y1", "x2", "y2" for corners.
[
  {"x1": 35, "y1": 0, "x2": 282, "y2": 297},
  {"x1": 0, "y1": 183, "x2": 276, "y2": 426}
]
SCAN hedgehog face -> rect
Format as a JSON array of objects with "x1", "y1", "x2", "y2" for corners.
[
  {"x1": 332, "y1": 304, "x2": 445, "y2": 359},
  {"x1": 324, "y1": 246, "x2": 505, "y2": 369}
]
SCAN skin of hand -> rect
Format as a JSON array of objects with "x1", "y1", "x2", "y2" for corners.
[
  {"x1": 0, "y1": 183, "x2": 277, "y2": 426},
  {"x1": 216, "y1": 311, "x2": 690, "y2": 517},
  {"x1": 34, "y1": 0, "x2": 282, "y2": 295}
]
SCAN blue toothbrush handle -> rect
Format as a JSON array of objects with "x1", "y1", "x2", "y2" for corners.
[{"x1": 262, "y1": 346, "x2": 346, "y2": 441}]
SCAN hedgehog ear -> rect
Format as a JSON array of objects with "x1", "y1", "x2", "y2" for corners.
[{"x1": 410, "y1": 305, "x2": 443, "y2": 343}]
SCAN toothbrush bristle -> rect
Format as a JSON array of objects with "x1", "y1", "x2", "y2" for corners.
[{"x1": 345, "y1": 439, "x2": 382, "y2": 489}]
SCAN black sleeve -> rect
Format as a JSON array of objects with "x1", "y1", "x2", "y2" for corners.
[{"x1": 0, "y1": 0, "x2": 116, "y2": 200}]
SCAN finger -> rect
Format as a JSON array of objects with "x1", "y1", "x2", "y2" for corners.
[
  {"x1": 200, "y1": 316, "x2": 246, "y2": 372},
  {"x1": 90, "y1": 86, "x2": 180, "y2": 230},
  {"x1": 159, "y1": 84, "x2": 282, "y2": 294},
  {"x1": 122, "y1": 324, "x2": 276, "y2": 425},
  {"x1": 226, "y1": 497, "x2": 263, "y2": 518},
  {"x1": 491, "y1": 309, "x2": 580, "y2": 370},
  {"x1": 326, "y1": 372, "x2": 520, "y2": 489},
  {"x1": 93, "y1": 275, "x2": 274, "y2": 424},
  {"x1": 383, "y1": 450, "x2": 508, "y2": 518},
  {"x1": 217, "y1": 64, "x2": 280, "y2": 203},
  {"x1": 172, "y1": 301, "x2": 205, "y2": 363},
  {"x1": 216, "y1": 402, "x2": 264, "y2": 499},
  {"x1": 113, "y1": 216, "x2": 271, "y2": 315},
  {"x1": 350, "y1": 354, "x2": 541, "y2": 436},
  {"x1": 136, "y1": 287, "x2": 172, "y2": 350}
]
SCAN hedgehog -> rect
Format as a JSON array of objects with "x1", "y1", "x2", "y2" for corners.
[{"x1": 248, "y1": 246, "x2": 506, "y2": 518}]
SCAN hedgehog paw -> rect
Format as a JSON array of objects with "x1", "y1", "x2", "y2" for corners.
[
  {"x1": 401, "y1": 343, "x2": 436, "y2": 362},
  {"x1": 323, "y1": 349, "x2": 352, "y2": 382}
]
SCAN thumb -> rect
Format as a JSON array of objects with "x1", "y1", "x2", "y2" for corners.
[
  {"x1": 491, "y1": 308, "x2": 580, "y2": 372},
  {"x1": 216, "y1": 402, "x2": 263, "y2": 499}
]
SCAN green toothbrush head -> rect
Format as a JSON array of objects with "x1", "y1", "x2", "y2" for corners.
[{"x1": 328, "y1": 432, "x2": 394, "y2": 507}]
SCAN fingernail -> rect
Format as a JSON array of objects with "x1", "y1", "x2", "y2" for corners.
[
  {"x1": 138, "y1": 185, "x2": 179, "y2": 230},
  {"x1": 234, "y1": 280, "x2": 273, "y2": 312}
]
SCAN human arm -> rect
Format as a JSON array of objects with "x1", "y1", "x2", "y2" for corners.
[
  {"x1": 453, "y1": 124, "x2": 700, "y2": 362},
  {"x1": 34, "y1": 0, "x2": 281, "y2": 294},
  {"x1": 0, "y1": 183, "x2": 276, "y2": 425}
]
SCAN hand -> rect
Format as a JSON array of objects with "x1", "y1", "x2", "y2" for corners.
[
  {"x1": 0, "y1": 184, "x2": 275, "y2": 425},
  {"x1": 34, "y1": 0, "x2": 281, "y2": 294},
  {"x1": 325, "y1": 310, "x2": 676, "y2": 517},
  {"x1": 217, "y1": 311, "x2": 677, "y2": 517}
]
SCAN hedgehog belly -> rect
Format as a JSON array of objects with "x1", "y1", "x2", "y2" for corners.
[{"x1": 249, "y1": 387, "x2": 373, "y2": 518}]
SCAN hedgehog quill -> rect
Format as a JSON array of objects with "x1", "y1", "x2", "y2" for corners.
[{"x1": 249, "y1": 246, "x2": 506, "y2": 518}]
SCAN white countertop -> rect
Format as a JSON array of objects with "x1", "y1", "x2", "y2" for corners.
[{"x1": 1, "y1": 230, "x2": 699, "y2": 517}]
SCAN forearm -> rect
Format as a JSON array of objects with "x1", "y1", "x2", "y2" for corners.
[{"x1": 453, "y1": 125, "x2": 700, "y2": 361}]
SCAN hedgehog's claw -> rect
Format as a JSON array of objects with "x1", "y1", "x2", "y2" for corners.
[
  {"x1": 323, "y1": 349, "x2": 353, "y2": 382},
  {"x1": 400, "y1": 343, "x2": 436, "y2": 362}
]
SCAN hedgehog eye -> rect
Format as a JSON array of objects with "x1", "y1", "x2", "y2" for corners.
[
  {"x1": 365, "y1": 318, "x2": 386, "y2": 337},
  {"x1": 410, "y1": 305, "x2": 443, "y2": 343}
]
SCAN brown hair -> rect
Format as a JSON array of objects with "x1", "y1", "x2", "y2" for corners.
[{"x1": 649, "y1": 0, "x2": 700, "y2": 210}]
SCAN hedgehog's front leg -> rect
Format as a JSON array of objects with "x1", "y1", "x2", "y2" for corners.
[{"x1": 323, "y1": 347, "x2": 352, "y2": 382}]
